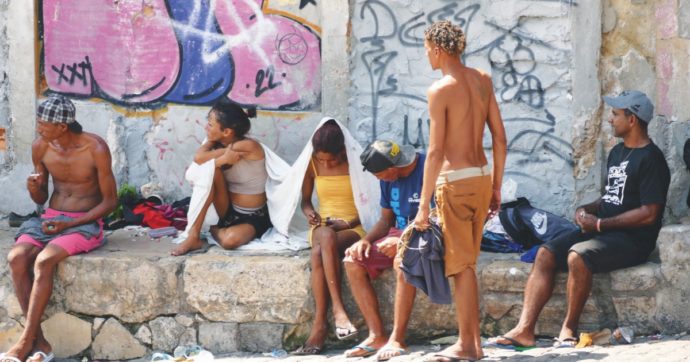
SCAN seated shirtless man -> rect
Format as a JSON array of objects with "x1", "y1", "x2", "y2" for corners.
[{"x1": 3, "y1": 96, "x2": 117, "y2": 362}]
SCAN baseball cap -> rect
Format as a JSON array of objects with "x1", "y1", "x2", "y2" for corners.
[
  {"x1": 360, "y1": 140, "x2": 416, "y2": 173},
  {"x1": 603, "y1": 90, "x2": 654, "y2": 123},
  {"x1": 37, "y1": 96, "x2": 76, "y2": 124}
]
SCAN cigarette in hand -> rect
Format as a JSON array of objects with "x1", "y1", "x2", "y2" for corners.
[{"x1": 29, "y1": 173, "x2": 41, "y2": 177}]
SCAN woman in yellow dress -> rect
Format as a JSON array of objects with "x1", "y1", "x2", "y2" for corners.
[{"x1": 294, "y1": 120, "x2": 365, "y2": 355}]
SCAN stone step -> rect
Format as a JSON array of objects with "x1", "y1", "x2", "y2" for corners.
[{"x1": 0, "y1": 224, "x2": 688, "y2": 360}]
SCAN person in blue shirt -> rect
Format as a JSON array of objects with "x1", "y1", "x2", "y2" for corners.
[{"x1": 342, "y1": 140, "x2": 429, "y2": 359}]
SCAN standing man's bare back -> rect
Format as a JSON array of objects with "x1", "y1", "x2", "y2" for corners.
[
  {"x1": 3, "y1": 96, "x2": 116, "y2": 362},
  {"x1": 433, "y1": 67, "x2": 502, "y2": 173},
  {"x1": 413, "y1": 21, "x2": 507, "y2": 362}
]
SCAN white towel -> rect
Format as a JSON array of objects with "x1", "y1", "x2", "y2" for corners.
[{"x1": 175, "y1": 117, "x2": 381, "y2": 252}]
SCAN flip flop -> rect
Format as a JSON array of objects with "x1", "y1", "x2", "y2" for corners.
[
  {"x1": 291, "y1": 344, "x2": 323, "y2": 355},
  {"x1": 344, "y1": 344, "x2": 377, "y2": 358},
  {"x1": 423, "y1": 353, "x2": 476, "y2": 362},
  {"x1": 27, "y1": 351, "x2": 54, "y2": 362},
  {"x1": 0, "y1": 353, "x2": 22, "y2": 362},
  {"x1": 335, "y1": 323, "x2": 358, "y2": 340},
  {"x1": 484, "y1": 335, "x2": 536, "y2": 351},
  {"x1": 553, "y1": 337, "x2": 578, "y2": 348},
  {"x1": 375, "y1": 347, "x2": 406, "y2": 361}
]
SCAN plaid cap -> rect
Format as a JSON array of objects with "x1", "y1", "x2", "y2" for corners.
[{"x1": 37, "y1": 96, "x2": 76, "y2": 124}]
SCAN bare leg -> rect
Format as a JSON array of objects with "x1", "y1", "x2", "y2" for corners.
[
  {"x1": 172, "y1": 169, "x2": 229, "y2": 256},
  {"x1": 558, "y1": 251, "x2": 592, "y2": 341},
  {"x1": 4, "y1": 245, "x2": 69, "y2": 361},
  {"x1": 300, "y1": 243, "x2": 329, "y2": 350},
  {"x1": 211, "y1": 223, "x2": 256, "y2": 249},
  {"x1": 312, "y1": 227, "x2": 359, "y2": 334},
  {"x1": 376, "y1": 257, "x2": 417, "y2": 361},
  {"x1": 492, "y1": 247, "x2": 558, "y2": 347},
  {"x1": 6, "y1": 244, "x2": 51, "y2": 360},
  {"x1": 343, "y1": 260, "x2": 387, "y2": 357}
]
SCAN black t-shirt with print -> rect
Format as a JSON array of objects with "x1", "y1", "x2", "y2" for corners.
[{"x1": 598, "y1": 141, "x2": 670, "y2": 250}]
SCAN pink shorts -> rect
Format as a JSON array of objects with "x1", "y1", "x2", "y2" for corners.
[
  {"x1": 16, "y1": 208, "x2": 104, "y2": 256},
  {"x1": 348, "y1": 228, "x2": 403, "y2": 279}
]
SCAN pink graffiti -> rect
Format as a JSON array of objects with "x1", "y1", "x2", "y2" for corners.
[
  {"x1": 42, "y1": 0, "x2": 321, "y2": 109},
  {"x1": 43, "y1": 0, "x2": 180, "y2": 102},
  {"x1": 655, "y1": 0, "x2": 678, "y2": 40},
  {"x1": 215, "y1": 0, "x2": 321, "y2": 107}
]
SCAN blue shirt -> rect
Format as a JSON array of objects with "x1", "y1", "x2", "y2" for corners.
[{"x1": 380, "y1": 153, "x2": 433, "y2": 229}]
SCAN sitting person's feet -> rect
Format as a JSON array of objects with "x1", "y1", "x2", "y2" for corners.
[
  {"x1": 1, "y1": 339, "x2": 33, "y2": 362},
  {"x1": 26, "y1": 335, "x2": 54, "y2": 362},
  {"x1": 344, "y1": 334, "x2": 388, "y2": 358},
  {"x1": 171, "y1": 235, "x2": 205, "y2": 256},
  {"x1": 292, "y1": 322, "x2": 326, "y2": 355},
  {"x1": 375, "y1": 340, "x2": 407, "y2": 362},
  {"x1": 553, "y1": 327, "x2": 578, "y2": 348},
  {"x1": 485, "y1": 328, "x2": 536, "y2": 349},
  {"x1": 333, "y1": 312, "x2": 358, "y2": 340}
]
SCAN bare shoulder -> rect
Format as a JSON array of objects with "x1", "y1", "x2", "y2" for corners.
[
  {"x1": 233, "y1": 137, "x2": 265, "y2": 158},
  {"x1": 82, "y1": 132, "x2": 112, "y2": 157},
  {"x1": 233, "y1": 138, "x2": 262, "y2": 152},
  {"x1": 31, "y1": 137, "x2": 49, "y2": 156},
  {"x1": 428, "y1": 77, "x2": 454, "y2": 96}
]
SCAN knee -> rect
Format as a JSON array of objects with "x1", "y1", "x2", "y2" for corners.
[
  {"x1": 344, "y1": 259, "x2": 365, "y2": 278},
  {"x1": 567, "y1": 251, "x2": 587, "y2": 271},
  {"x1": 312, "y1": 227, "x2": 337, "y2": 249},
  {"x1": 534, "y1": 247, "x2": 557, "y2": 272},
  {"x1": 219, "y1": 235, "x2": 243, "y2": 250},
  {"x1": 34, "y1": 253, "x2": 59, "y2": 276},
  {"x1": 8, "y1": 248, "x2": 31, "y2": 273}
]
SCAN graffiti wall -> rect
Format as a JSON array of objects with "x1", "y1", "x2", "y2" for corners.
[
  {"x1": 39, "y1": 0, "x2": 322, "y2": 111},
  {"x1": 350, "y1": 0, "x2": 584, "y2": 215}
]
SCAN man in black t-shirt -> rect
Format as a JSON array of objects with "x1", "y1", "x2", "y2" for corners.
[{"x1": 488, "y1": 90, "x2": 670, "y2": 350}]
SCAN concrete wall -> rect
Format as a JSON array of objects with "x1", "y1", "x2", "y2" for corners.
[
  {"x1": 0, "y1": 0, "x2": 688, "y2": 220},
  {"x1": 600, "y1": 0, "x2": 690, "y2": 222},
  {"x1": 349, "y1": 0, "x2": 601, "y2": 217},
  {"x1": 0, "y1": 0, "x2": 350, "y2": 214}
]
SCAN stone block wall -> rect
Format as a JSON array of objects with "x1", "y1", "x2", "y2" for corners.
[{"x1": 2, "y1": 225, "x2": 690, "y2": 360}]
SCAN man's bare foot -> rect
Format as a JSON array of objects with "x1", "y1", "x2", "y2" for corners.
[
  {"x1": 486, "y1": 327, "x2": 536, "y2": 348},
  {"x1": 171, "y1": 235, "x2": 205, "y2": 256},
  {"x1": 2, "y1": 339, "x2": 32, "y2": 362},
  {"x1": 375, "y1": 340, "x2": 407, "y2": 361},
  {"x1": 344, "y1": 334, "x2": 388, "y2": 357},
  {"x1": 557, "y1": 326, "x2": 578, "y2": 341},
  {"x1": 427, "y1": 343, "x2": 481, "y2": 362}
]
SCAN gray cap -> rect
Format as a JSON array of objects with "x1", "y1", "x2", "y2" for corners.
[{"x1": 603, "y1": 90, "x2": 654, "y2": 123}]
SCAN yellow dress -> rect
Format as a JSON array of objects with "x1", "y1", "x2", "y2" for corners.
[{"x1": 308, "y1": 160, "x2": 366, "y2": 244}]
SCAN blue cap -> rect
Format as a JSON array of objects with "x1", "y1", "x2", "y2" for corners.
[{"x1": 603, "y1": 90, "x2": 654, "y2": 123}]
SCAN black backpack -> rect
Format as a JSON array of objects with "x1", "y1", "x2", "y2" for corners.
[{"x1": 498, "y1": 197, "x2": 581, "y2": 249}]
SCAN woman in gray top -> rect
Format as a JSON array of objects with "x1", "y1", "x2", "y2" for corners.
[{"x1": 172, "y1": 100, "x2": 270, "y2": 256}]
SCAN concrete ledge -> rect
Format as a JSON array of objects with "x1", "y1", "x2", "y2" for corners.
[{"x1": 1, "y1": 224, "x2": 688, "y2": 360}]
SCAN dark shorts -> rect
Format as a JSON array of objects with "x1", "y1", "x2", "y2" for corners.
[
  {"x1": 217, "y1": 205, "x2": 272, "y2": 238},
  {"x1": 541, "y1": 230, "x2": 653, "y2": 273}
]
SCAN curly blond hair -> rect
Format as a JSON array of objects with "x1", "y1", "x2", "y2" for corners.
[{"x1": 424, "y1": 20, "x2": 466, "y2": 57}]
